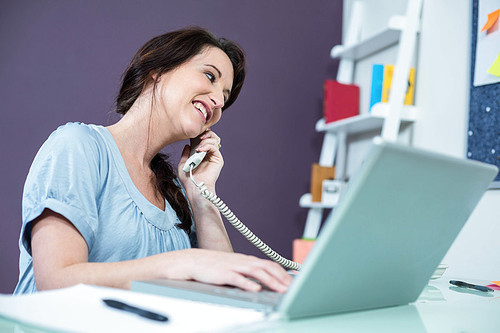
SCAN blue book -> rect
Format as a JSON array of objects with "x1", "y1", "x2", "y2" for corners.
[{"x1": 369, "y1": 64, "x2": 384, "y2": 111}]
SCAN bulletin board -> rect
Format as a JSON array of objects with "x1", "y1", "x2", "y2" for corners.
[{"x1": 467, "y1": 0, "x2": 500, "y2": 188}]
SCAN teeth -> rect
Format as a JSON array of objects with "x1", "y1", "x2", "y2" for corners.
[{"x1": 193, "y1": 102, "x2": 207, "y2": 119}]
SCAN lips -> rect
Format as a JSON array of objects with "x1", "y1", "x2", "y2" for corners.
[{"x1": 193, "y1": 101, "x2": 212, "y2": 123}]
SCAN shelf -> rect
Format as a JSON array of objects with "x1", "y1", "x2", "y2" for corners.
[
  {"x1": 330, "y1": 15, "x2": 419, "y2": 61},
  {"x1": 299, "y1": 193, "x2": 338, "y2": 209},
  {"x1": 301, "y1": 0, "x2": 422, "y2": 240},
  {"x1": 316, "y1": 103, "x2": 417, "y2": 135}
]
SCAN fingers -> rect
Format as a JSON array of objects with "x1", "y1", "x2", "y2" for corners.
[
  {"x1": 223, "y1": 272, "x2": 263, "y2": 292},
  {"x1": 194, "y1": 130, "x2": 221, "y2": 154},
  {"x1": 186, "y1": 250, "x2": 292, "y2": 293},
  {"x1": 206, "y1": 262, "x2": 290, "y2": 293},
  {"x1": 216, "y1": 254, "x2": 292, "y2": 293},
  {"x1": 238, "y1": 259, "x2": 292, "y2": 293}
]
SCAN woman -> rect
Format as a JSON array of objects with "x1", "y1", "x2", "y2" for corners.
[{"x1": 14, "y1": 27, "x2": 291, "y2": 294}]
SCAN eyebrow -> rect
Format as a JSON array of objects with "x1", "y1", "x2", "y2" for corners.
[
  {"x1": 205, "y1": 64, "x2": 231, "y2": 102},
  {"x1": 206, "y1": 64, "x2": 222, "y2": 78}
]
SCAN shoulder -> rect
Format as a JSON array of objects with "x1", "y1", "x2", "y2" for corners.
[
  {"x1": 41, "y1": 122, "x2": 106, "y2": 155},
  {"x1": 48, "y1": 122, "x2": 100, "y2": 144},
  {"x1": 29, "y1": 122, "x2": 108, "y2": 174}
]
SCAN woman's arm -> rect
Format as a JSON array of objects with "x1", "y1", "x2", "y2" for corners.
[
  {"x1": 31, "y1": 209, "x2": 291, "y2": 292},
  {"x1": 178, "y1": 130, "x2": 233, "y2": 252},
  {"x1": 183, "y1": 182, "x2": 233, "y2": 252}
]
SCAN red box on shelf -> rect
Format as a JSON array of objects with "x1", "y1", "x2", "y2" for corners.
[{"x1": 323, "y1": 80, "x2": 360, "y2": 123}]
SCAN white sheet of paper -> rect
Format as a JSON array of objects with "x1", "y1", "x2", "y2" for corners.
[{"x1": 0, "y1": 284, "x2": 266, "y2": 333}]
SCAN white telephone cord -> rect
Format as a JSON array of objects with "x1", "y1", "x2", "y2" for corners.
[{"x1": 189, "y1": 166, "x2": 302, "y2": 271}]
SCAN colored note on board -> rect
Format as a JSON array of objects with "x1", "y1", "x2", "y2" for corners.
[
  {"x1": 487, "y1": 52, "x2": 500, "y2": 77},
  {"x1": 480, "y1": 9, "x2": 499, "y2": 34},
  {"x1": 487, "y1": 284, "x2": 500, "y2": 291}
]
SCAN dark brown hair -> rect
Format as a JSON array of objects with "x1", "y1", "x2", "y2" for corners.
[
  {"x1": 117, "y1": 27, "x2": 246, "y2": 115},
  {"x1": 115, "y1": 27, "x2": 246, "y2": 233}
]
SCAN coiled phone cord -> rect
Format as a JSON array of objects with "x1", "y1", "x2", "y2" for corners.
[{"x1": 189, "y1": 166, "x2": 302, "y2": 271}]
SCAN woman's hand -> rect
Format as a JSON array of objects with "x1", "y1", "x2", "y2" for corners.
[
  {"x1": 163, "y1": 249, "x2": 293, "y2": 293},
  {"x1": 178, "y1": 129, "x2": 223, "y2": 193}
]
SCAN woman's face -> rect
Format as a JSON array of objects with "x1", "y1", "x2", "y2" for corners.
[{"x1": 154, "y1": 46, "x2": 234, "y2": 139}]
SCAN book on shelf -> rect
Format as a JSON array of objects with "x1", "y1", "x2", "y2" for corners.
[
  {"x1": 310, "y1": 164, "x2": 335, "y2": 202},
  {"x1": 323, "y1": 80, "x2": 360, "y2": 123},
  {"x1": 369, "y1": 64, "x2": 415, "y2": 110}
]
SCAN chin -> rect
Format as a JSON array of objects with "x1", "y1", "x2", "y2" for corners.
[{"x1": 184, "y1": 126, "x2": 204, "y2": 139}]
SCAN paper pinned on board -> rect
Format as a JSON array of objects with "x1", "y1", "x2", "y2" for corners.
[
  {"x1": 487, "y1": 52, "x2": 500, "y2": 77},
  {"x1": 474, "y1": 3, "x2": 500, "y2": 86},
  {"x1": 480, "y1": 9, "x2": 499, "y2": 33}
]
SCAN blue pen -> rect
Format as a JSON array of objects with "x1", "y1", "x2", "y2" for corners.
[{"x1": 449, "y1": 280, "x2": 494, "y2": 292}]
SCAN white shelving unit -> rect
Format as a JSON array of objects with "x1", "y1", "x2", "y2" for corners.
[
  {"x1": 316, "y1": 104, "x2": 417, "y2": 134},
  {"x1": 330, "y1": 15, "x2": 420, "y2": 60},
  {"x1": 300, "y1": 0, "x2": 423, "y2": 240}
]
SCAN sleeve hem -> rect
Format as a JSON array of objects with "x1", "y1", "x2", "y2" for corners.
[{"x1": 22, "y1": 198, "x2": 96, "y2": 255}]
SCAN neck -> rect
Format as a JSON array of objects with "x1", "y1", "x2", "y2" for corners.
[{"x1": 107, "y1": 92, "x2": 176, "y2": 168}]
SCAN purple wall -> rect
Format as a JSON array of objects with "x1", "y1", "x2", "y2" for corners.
[{"x1": 0, "y1": 0, "x2": 342, "y2": 293}]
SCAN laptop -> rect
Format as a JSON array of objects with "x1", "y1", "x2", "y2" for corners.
[{"x1": 132, "y1": 137, "x2": 498, "y2": 320}]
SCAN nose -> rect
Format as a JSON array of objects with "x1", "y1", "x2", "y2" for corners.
[{"x1": 209, "y1": 90, "x2": 225, "y2": 109}]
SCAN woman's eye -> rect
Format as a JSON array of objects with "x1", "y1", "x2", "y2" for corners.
[{"x1": 205, "y1": 72, "x2": 215, "y2": 83}]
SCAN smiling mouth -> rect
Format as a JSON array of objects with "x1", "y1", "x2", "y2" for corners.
[{"x1": 193, "y1": 101, "x2": 210, "y2": 121}]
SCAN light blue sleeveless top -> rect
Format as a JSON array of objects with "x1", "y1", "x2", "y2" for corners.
[{"x1": 15, "y1": 122, "x2": 192, "y2": 294}]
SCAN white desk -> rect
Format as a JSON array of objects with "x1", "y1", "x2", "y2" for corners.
[
  {"x1": 1, "y1": 277, "x2": 499, "y2": 332},
  {"x1": 239, "y1": 278, "x2": 500, "y2": 332}
]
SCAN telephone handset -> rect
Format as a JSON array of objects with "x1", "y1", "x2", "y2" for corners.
[
  {"x1": 182, "y1": 136, "x2": 207, "y2": 172},
  {"x1": 183, "y1": 137, "x2": 302, "y2": 271}
]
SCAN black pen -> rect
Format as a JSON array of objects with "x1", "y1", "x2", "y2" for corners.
[
  {"x1": 449, "y1": 280, "x2": 494, "y2": 292},
  {"x1": 103, "y1": 299, "x2": 169, "y2": 322}
]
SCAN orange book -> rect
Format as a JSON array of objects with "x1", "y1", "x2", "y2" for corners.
[{"x1": 310, "y1": 164, "x2": 335, "y2": 202}]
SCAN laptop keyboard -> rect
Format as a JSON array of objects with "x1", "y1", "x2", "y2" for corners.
[{"x1": 212, "y1": 286, "x2": 283, "y2": 305}]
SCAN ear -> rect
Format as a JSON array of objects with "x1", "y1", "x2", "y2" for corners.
[{"x1": 151, "y1": 71, "x2": 162, "y2": 83}]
